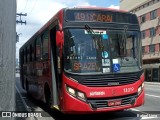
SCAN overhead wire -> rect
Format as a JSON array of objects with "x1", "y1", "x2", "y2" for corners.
[
  {"x1": 28, "y1": 0, "x2": 38, "y2": 14},
  {"x1": 17, "y1": 0, "x2": 29, "y2": 31},
  {"x1": 17, "y1": 0, "x2": 38, "y2": 33},
  {"x1": 22, "y1": 0, "x2": 29, "y2": 13},
  {"x1": 16, "y1": 0, "x2": 39, "y2": 59}
]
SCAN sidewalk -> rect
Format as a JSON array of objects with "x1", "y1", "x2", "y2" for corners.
[
  {"x1": 15, "y1": 77, "x2": 54, "y2": 120},
  {"x1": 16, "y1": 86, "x2": 31, "y2": 120}
]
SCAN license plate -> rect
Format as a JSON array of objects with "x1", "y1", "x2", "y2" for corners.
[{"x1": 108, "y1": 100, "x2": 121, "y2": 107}]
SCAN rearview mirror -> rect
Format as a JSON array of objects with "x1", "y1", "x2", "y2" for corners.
[
  {"x1": 56, "y1": 31, "x2": 64, "y2": 47},
  {"x1": 56, "y1": 31, "x2": 64, "y2": 57}
]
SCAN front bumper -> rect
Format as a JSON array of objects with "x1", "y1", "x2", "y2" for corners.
[{"x1": 62, "y1": 89, "x2": 145, "y2": 114}]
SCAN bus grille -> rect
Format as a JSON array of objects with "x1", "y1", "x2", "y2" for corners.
[
  {"x1": 82, "y1": 73, "x2": 139, "y2": 87},
  {"x1": 87, "y1": 93, "x2": 138, "y2": 109}
]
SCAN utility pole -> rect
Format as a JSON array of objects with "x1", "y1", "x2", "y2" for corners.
[
  {"x1": 16, "y1": 13, "x2": 27, "y2": 43},
  {"x1": 16, "y1": 13, "x2": 27, "y2": 25},
  {"x1": 0, "y1": 0, "x2": 16, "y2": 119}
]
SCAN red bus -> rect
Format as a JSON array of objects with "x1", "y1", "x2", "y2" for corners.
[{"x1": 19, "y1": 7, "x2": 145, "y2": 114}]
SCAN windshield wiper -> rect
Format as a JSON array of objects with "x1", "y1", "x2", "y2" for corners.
[
  {"x1": 85, "y1": 24, "x2": 100, "y2": 41},
  {"x1": 85, "y1": 24, "x2": 104, "y2": 51}
]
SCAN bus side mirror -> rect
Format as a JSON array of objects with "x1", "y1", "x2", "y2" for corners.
[
  {"x1": 56, "y1": 31, "x2": 64, "y2": 48},
  {"x1": 56, "y1": 31, "x2": 64, "y2": 57}
]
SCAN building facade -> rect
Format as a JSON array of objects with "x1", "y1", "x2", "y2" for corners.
[{"x1": 120, "y1": 0, "x2": 160, "y2": 82}]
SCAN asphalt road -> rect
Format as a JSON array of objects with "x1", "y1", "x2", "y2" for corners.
[
  {"x1": 15, "y1": 74, "x2": 160, "y2": 120},
  {"x1": 132, "y1": 84, "x2": 160, "y2": 111}
]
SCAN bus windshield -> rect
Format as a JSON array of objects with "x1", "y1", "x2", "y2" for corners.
[{"x1": 64, "y1": 28, "x2": 141, "y2": 74}]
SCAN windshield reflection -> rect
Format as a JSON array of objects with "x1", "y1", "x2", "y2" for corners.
[{"x1": 64, "y1": 29, "x2": 141, "y2": 74}]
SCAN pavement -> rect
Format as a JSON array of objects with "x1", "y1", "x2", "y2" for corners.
[
  {"x1": 16, "y1": 87, "x2": 31, "y2": 120},
  {"x1": 144, "y1": 81, "x2": 160, "y2": 85}
]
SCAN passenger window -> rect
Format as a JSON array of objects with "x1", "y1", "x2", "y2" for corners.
[
  {"x1": 25, "y1": 48, "x2": 27, "y2": 63},
  {"x1": 24, "y1": 49, "x2": 26, "y2": 64},
  {"x1": 32, "y1": 42, "x2": 35, "y2": 61},
  {"x1": 42, "y1": 31, "x2": 49, "y2": 59},
  {"x1": 21, "y1": 50, "x2": 24, "y2": 64},
  {"x1": 27, "y1": 46, "x2": 30, "y2": 62},
  {"x1": 36, "y1": 37, "x2": 41, "y2": 60},
  {"x1": 29, "y1": 44, "x2": 32, "y2": 61}
]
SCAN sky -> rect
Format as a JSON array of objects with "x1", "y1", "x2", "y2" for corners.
[{"x1": 16, "y1": 0, "x2": 120, "y2": 58}]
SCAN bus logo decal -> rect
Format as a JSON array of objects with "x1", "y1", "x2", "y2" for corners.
[{"x1": 90, "y1": 91, "x2": 105, "y2": 96}]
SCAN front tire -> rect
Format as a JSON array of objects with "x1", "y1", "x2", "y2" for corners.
[{"x1": 45, "y1": 84, "x2": 52, "y2": 108}]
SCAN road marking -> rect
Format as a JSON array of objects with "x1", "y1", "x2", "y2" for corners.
[
  {"x1": 130, "y1": 108, "x2": 148, "y2": 114},
  {"x1": 141, "y1": 117, "x2": 159, "y2": 119},
  {"x1": 144, "y1": 84, "x2": 160, "y2": 87},
  {"x1": 145, "y1": 94, "x2": 160, "y2": 98}
]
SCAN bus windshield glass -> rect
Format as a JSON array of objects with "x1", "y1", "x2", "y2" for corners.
[{"x1": 64, "y1": 29, "x2": 141, "y2": 74}]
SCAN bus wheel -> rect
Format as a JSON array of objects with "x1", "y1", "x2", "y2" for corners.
[{"x1": 45, "y1": 84, "x2": 51, "y2": 108}]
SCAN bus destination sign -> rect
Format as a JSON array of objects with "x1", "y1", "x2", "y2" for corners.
[
  {"x1": 74, "y1": 12, "x2": 112, "y2": 22},
  {"x1": 65, "y1": 10, "x2": 138, "y2": 24}
]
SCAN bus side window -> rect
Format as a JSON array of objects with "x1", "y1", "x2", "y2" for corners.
[
  {"x1": 21, "y1": 50, "x2": 24, "y2": 64},
  {"x1": 25, "y1": 47, "x2": 28, "y2": 63},
  {"x1": 32, "y1": 42, "x2": 35, "y2": 61},
  {"x1": 29, "y1": 44, "x2": 32, "y2": 61},
  {"x1": 36, "y1": 37, "x2": 41, "y2": 60},
  {"x1": 42, "y1": 31, "x2": 49, "y2": 60},
  {"x1": 24, "y1": 49, "x2": 26, "y2": 64},
  {"x1": 27, "y1": 46, "x2": 30, "y2": 62}
]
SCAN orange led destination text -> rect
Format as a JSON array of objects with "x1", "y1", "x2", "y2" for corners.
[
  {"x1": 75, "y1": 13, "x2": 112, "y2": 22},
  {"x1": 74, "y1": 62, "x2": 97, "y2": 71}
]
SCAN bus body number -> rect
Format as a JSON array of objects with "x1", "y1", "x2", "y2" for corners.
[{"x1": 123, "y1": 87, "x2": 134, "y2": 93}]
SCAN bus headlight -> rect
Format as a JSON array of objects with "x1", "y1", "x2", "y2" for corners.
[
  {"x1": 66, "y1": 85, "x2": 86, "y2": 101},
  {"x1": 138, "y1": 82, "x2": 144, "y2": 95},
  {"x1": 66, "y1": 86, "x2": 76, "y2": 96}
]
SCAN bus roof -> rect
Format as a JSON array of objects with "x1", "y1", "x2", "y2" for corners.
[{"x1": 68, "y1": 6, "x2": 128, "y2": 13}]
